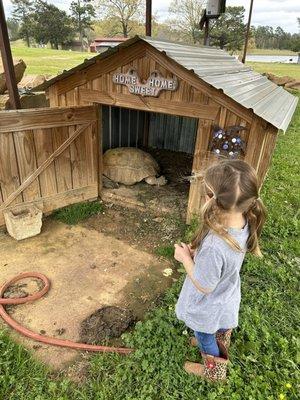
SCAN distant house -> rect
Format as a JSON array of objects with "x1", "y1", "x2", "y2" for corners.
[
  {"x1": 90, "y1": 37, "x2": 127, "y2": 53},
  {"x1": 61, "y1": 39, "x2": 89, "y2": 52}
]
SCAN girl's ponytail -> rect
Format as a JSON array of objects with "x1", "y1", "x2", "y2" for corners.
[
  {"x1": 190, "y1": 159, "x2": 267, "y2": 256},
  {"x1": 245, "y1": 198, "x2": 267, "y2": 257}
]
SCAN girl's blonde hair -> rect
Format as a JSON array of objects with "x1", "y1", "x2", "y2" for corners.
[{"x1": 191, "y1": 159, "x2": 267, "y2": 257}]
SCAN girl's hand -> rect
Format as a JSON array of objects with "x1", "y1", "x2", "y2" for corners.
[
  {"x1": 174, "y1": 243, "x2": 193, "y2": 264},
  {"x1": 187, "y1": 244, "x2": 195, "y2": 258}
]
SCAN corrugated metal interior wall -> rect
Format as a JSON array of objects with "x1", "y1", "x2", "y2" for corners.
[{"x1": 102, "y1": 106, "x2": 198, "y2": 154}]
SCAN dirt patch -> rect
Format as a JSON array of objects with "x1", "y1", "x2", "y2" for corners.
[
  {"x1": 82, "y1": 203, "x2": 185, "y2": 254},
  {"x1": 80, "y1": 306, "x2": 135, "y2": 344},
  {"x1": 0, "y1": 219, "x2": 175, "y2": 369}
]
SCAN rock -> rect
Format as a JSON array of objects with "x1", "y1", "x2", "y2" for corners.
[
  {"x1": 0, "y1": 92, "x2": 49, "y2": 110},
  {"x1": 3, "y1": 204, "x2": 43, "y2": 241},
  {"x1": 285, "y1": 80, "x2": 300, "y2": 90},
  {"x1": 18, "y1": 75, "x2": 49, "y2": 90},
  {"x1": 265, "y1": 73, "x2": 299, "y2": 90},
  {"x1": 0, "y1": 94, "x2": 10, "y2": 109},
  {"x1": 0, "y1": 59, "x2": 26, "y2": 94},
  {"x1": 19, "y1": 92, "x2": 49, "y2": 109}
]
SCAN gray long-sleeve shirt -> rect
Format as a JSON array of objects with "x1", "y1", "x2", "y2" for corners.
[{"x1": 175, "y1": 223, "x2": 249, "y2": 334}]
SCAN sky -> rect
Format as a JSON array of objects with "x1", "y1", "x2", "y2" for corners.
[{"x1": 4, "y1": 0, "x2": 300, "y2": 34}]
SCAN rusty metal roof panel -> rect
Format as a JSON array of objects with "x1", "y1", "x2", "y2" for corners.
[{"x1": 143, "y1": 37, "x2": 298, "y2": 132}]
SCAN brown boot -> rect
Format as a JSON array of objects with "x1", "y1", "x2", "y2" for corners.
[
  {"x1": 184, "y1": 341, "x2": 229, "y2": 382},
  {"x1": 216, "y1": 329, "x2": 232, "y2": 351}
]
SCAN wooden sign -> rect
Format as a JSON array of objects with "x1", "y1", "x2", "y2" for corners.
[{"x1": 112, "y1": 69, "x2": 178, "y2": 97}]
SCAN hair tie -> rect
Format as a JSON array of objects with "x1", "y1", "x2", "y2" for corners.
[
  {"x1": 212, "y1": 194, "x2": 217, "y2": 200},
  {"x1": 256, "y1": 197, "x2": 261, "y2": 201}
]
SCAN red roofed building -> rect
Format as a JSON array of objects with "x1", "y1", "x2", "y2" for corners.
[{"x1": 90, "y1": 37, "x2": 128, "y2": 53}]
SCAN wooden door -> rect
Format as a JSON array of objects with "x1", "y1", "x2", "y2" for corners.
[{"x1": 0, "y1": 105, "x2": 101, "y2": 227}]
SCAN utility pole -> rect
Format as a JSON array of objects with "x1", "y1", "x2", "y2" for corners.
[
  {"x1": 0, "y1": 0, "x2": 21, "y2": 109},
  {"x1": 242, "y1": 0, "x2": 254, "y2": 64},
  {"x1": 204, "y1": 19, "x2": 210, "y2": 46},
  {"x1": 145, "y1": 0, "x2": 152, "y2": 37}
]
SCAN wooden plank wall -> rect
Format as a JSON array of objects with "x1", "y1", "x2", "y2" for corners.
[
  {"x1": 0, "y1": 106, "x2": 99, "y2": 227},
  {"x1": 46, "y1": 41, "x2": 278, "y2": 222}
]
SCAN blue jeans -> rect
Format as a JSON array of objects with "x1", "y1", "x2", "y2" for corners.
[{"x1": 194, "y1": 329, "x2": 228, "y2": 357}]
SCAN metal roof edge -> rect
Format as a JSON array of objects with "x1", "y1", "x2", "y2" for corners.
[
  {"x1": 37, "y1": 35, "x2": 298, "y2": 133},
  {"x1": 40, "y1": 35, "x2": 143, "y2": 91}
]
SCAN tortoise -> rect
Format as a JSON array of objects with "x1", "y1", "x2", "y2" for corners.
[{"x1": 103, "y1": 147, "x2": 167, "y2": 186}]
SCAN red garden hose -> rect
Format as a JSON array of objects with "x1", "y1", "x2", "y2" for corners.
[{"x1": 0, "y1": 272, "x2": 133, "y2": 355}]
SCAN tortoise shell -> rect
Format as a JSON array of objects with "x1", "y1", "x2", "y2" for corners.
[{"x1": 103, "y1": 147, "x2": 160, "y2": 185}]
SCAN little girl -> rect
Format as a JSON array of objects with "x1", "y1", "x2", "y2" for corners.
[{"x1": 174, "y1": 159, "x2": 266, "y2": 381}]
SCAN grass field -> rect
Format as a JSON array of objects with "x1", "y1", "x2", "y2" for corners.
[
  {"x1": 9, "y1": 42, "x2": 300, "y2": 79},
  {"x1": 0, "y1": 94, "x2": 299, "y2": 399},
  {"x1": 247, "y1": 62, "x2": 300, "y2": 79},
  {"x1": 246, "y1": 48, "x2": 297, "y2": 56},
  {"x1": 10, "y1": 45, "x2": 90, "y2": 75}
]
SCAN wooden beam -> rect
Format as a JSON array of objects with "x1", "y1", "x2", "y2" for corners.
[
  {"x1": 0, "y1": 106, "x2": 97, "y2": 132},
  {"x1": 0, "y1": 0, "x2": 21, "y2": 109},
  {"x1": 0, "y1": 123, "x2": 90, "y2": 211},
  {"x1": 79, "y1": 88, "x2": 220, "y2": 120},
  {"x1": 186, "y1": 119, "x2": 213, "y2": 223},
  {"x1": 0, "y1": 185, "x2": 98, "y2": 227},
  {"x1": 97, "y1": 106, "x2": 103, "y2": 193}
]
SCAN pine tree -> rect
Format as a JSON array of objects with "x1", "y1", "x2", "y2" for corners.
[
  {"x1": 11, "y1": 0, "x2": 34, "y2": 47},
  {"x1": 70, "y1": 0, "x2": 95, "y2": 51},
  {"x1": 32, "y1": 1, "x2": 74, "y2": 49}
]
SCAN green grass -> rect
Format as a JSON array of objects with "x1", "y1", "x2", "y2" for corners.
[
  {"x1": 10, "y1": 43, "x2": 91, "y2": 75},
  {"x1": 246, "y1": 48, "x2": 297, "y2": 56},
  {"x1": 155, "y1": 245, "x2": 174, "y2": 259},
  {"x1": 0, "y1": 101, "x2": 299, "y2": 398},
  {"x1": 248, "y1": 62, "x2": 300, "y2": 79},
  {"x1": 51, "y1": 201, "x2": 103, "y2": 225}
]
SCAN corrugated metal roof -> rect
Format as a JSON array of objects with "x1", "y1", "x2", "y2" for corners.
[
  {"x1": 143, "y1": 37, "x2": 298, "y2": 132},
  {"x1": 42, "y1": 36, "x2": 298, "y2": 132}
]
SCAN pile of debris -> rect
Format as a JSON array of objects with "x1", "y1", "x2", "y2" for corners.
[
  {"x1": 0, "y1": 59, "x2": 49, "y2": 109},
  {"x1": 265, "y1": 73, "x2": 300, "y2": 91}
]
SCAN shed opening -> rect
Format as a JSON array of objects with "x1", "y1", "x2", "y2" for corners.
[{"x1": 101, "y1": 105, "x2": 198, "y2": 218}]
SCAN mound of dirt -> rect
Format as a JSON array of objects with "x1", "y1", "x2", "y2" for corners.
[
  {"x1": 265, "y1": 73, "x2": 300, "y2": 91},
  {"x1": 79, "y1": 306, "x2": 135, "y2": 344}
]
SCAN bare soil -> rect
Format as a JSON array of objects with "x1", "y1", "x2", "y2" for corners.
[
  {"x1": 80, "y1": 306, "x2": 135, "y2": 344},
  {"x1": 0, "y1": 214, "x2": 176, "y2": 369}
]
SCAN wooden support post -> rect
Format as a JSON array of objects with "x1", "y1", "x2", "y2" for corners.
[
  {"x1": 97, "y1": 106, "x2": 103, "y2": 194},
  {"x1": 186, "y1": 119, "x2": 212, "y2": 223},
  {"x1": 146, "y1": 0, "x2": 152, "y2": 37},
  {"x1": 204, "y1": 19, "x2": 210, "y2": 46},
  {"x1": 0, "y1": 0, "x2": 21, "y2": 109},
  {"x1": 242, "y1": 0, "x2": 254, "y2": 64}
]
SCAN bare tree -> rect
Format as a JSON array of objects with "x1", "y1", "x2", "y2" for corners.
[
  {"x1": 169, "y1": 0, "x2": 206, "y2": 43},
  {"x1": 96, "y1": 0, "x2": 143, "y2": 38}
]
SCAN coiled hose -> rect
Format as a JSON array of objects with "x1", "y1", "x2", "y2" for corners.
[{"x1": 0, "y1": 272, "x2": 133, "y2": 355}]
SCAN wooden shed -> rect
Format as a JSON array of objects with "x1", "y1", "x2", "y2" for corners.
[{"x1": 0, "y1": 36, "x2": 298, "y2": 226}]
